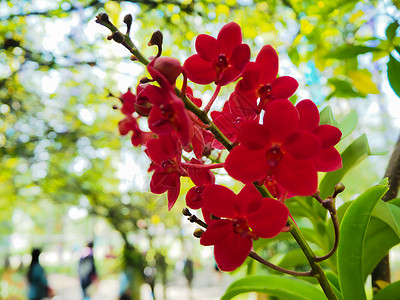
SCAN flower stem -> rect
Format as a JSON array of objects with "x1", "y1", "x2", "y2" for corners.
[
  {"x1": 204, "y1": 84, "x2": 221, "y2": 112},
  {"x1": 95, "y1": 13, "x2": 234, "y2": 151},
  {"x1": 288, "y1": 218, "x2": 338, "y2": 300},
  {"x1": 248, "y1": 251, "x2": 314, "y2": 277}
]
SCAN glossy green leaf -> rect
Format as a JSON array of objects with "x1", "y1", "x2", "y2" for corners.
[
  {"x1": 373, "y1": 281, "x2": 400, "y2": 300},
  {"x1": 221, "y1": 275, "x2": 326, "y2": 300},
  {"x1": 372, "y1": 201, "x2": 400, "y2": 239},
  {"x1": 319, "y1": 105, "x2": 339, "y2": 127},
  {"x1": 326, "y1": 45, "x2": 380, "y2": 59},
  {"x1": 388, "y1": 54, "x2": 400, "y2": 98},
  {"x1": 338, "y1": 110, "x2": 358, "y2": 139},
  {"x1": 338, "y1": 184, "x2": 388, "y2": 300},
  {"x1": 363, "y1": 218, "x2": 400, "y2": 279},
  {"x1": 319, "y1": 134, "x2": 371, "y2": 199},
  {"x1": 325, "y1": 271, "x2": 343, "y2": 300}
]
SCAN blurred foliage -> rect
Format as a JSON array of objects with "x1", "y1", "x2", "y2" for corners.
[{"x1": 1, "y1": 0, "x2": 400, "y2": 298}]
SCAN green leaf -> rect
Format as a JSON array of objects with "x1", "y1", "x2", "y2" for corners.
[
  {"x1": 319, "y1": 105, "x2": 339, "y2": 127},
  {"x1": 395, "y1": 46, "x2": 400, "y2": 55},
  {"x1": 387, "y1": 54, "x2": 400, "y2": 98},
  {"x1": 276, "y1": 248, "x2": 309, "y2": 269},
  {"x1": 325, "y1": 271, "x2": 343, "y2": 300},
  {"x1": 338, "y1": 110, "x2": 358, "y2": 139},
  {"x1": 221, "y1": 275, "x2": 326, "y2": 300},
  {"x1": 337, "y1": 184, "x2": 388, "y2": 300},
  {"x1": 385, "y1": 21, "x2": 399, "y2": 41},
  {"x1": 319, "y1": 134, "x2": 371, "y2": 199},
  {"x1": 326, "y1": 45, "x2": 380, "y2": 59},
  {"x1": 372, "y1": 201, "x2": 400, "y2": 239},
  {"x1": 327, "y1": 78, "x2": 366, "y2": 99},
  {"x1": 363, "y1": 218, "x2": 400, "y2": 279},
  {"x1": 373, "y1": 281, "x2": 400, "y2": 300}
]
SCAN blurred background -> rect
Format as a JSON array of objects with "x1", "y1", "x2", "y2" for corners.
[{"x1": 1, "y1": 0, "x2": 400, "y2": 299}]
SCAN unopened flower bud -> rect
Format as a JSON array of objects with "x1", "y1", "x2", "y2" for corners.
[
  {"x1": 182, "y1": 207, "x2": 191, "y2": 216},
  {"x1": 334, "y1": 183, "x2": 345, "y2": 194},
  {"x1": 124, "y1": 14, "x2": 133, "y2": 35},
  {"x1": 112, "y1": 31, "x2": 125, "y2": 43},
  {"x1": 152, "y1": 57, "x2": 182, "y2": 85},
  {"x1": 123, "y1": 14, "x2": 133, "y2": 27},
  {"x1": 148, "y1": 30, "x2": 163, "y2": 47},
  {"x1": 193, "y1": 228, "x2": 204, "y2": 238},
  {"x1": 96, "y1": 13, "x2": 110, "y2": 24}
]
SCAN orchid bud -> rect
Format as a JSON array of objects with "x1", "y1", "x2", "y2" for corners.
[{"x1": 153, "y1": 57, "x2": 183, "y2": 85}]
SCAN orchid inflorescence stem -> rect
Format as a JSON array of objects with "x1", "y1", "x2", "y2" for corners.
[{"x1": 97, "y1": 14, "x2": 339, "y2": 300}]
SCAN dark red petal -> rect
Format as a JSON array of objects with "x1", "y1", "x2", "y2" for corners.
[
  {"x1": 271, "y1": 76, "x2": 298, "y2": 99},
  {"x1": 212, "y1": 112, "x2": 239, "y2": 142},
  {"x1": 228, "y1": 90, "x2": 258, "y2": 118},
  {"x1": 217, "y1": 22, "x2": 242, "y2": 57},
  {"x1": 202, "y1": 207, "x2": 219, "y2": 226},
  {"x1": 195, "y1": 34, "x2": 220, "y2": 62},
  {"x1": 146, "y1": 134, "x2": 180, "y2": 165},
  {"x1": 238, "y1": 121, "x2": 270, "y2": 149},
  {"x1": 214, "y1": 229, "x2": 252, "y2": 272},
  {"x1": 255, "y1": 45, "x2": 279, "y2": 84},
  {"x1": 263, "y1": 99, "x2": 299, "y2": 141},
  {"x1": 296, "y1": 99, "x2": 320, "y2": 131},
  {"x1": 236, "y1": 184, "x2": 262, "y2": 215},
  {"x1": 186, "y1": 186, "x2": 204, "y2": 209},
  {"x1": 247, "y1": 198, "x2": 289, "y2": 238},
  {"x1": 314, "y1": 147, "x2": 342, "y2": 172},
  {"x1": 202, "y1": 184, "x2": 238, "y2": 219},
  {"x1": 225, "y1": 145, "x2": 269, "y2": 183},
  {"x1": 275, "y1": 154, "x2": 318, "y2": 196},
  {"x1": 187, "y1": 158, "x2": 215, "y2": 186},
  {"x1": 144, "y1": 85, "x2": 167, "y2": 107},
  {"x1": 229, "y1": 44, "x2": 251, "y2": 71},
  {"x1": 150, "y1": 169, "x2": 168, "y2": 194},
  {"x1": 167, "y1": 172, "x2": 181, "y2": 210},
  {"x1": 237, "y1": 62, "x2": 260, "y2": 91},
  {"x1": 148, "y1": 106, "x2": 174, "y2": 135},
  {"x1": 219, "y1": 66, "x2": 242, "y2": 86},
  {"x1": 183, "y1": 55, "x2": 216, "y2": 85},
  {"x1": 313, "y1": 125, "x2": 342, "y2": 148},
  {"x1": 192, "y1": 125, "x2": 205, "y2": 159},
  {"x1": 200, "y1": 219, "x2": 232, "y2": 246},
  {"x1": 284, "y1": 131, "x2": 321, "y2": 160}
]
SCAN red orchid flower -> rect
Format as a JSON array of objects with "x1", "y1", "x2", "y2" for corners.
[
  {"x1": 145, "y1": 62, "x2": 194, "y2": 148},
  {"x1": 185, "y1": 158, "x2": 216, "y2": 209},
  {"x1": 296, "y1": 99, "x2": 342, "y2": 172},
  {"x1": 235, "y1": 45, "x2": 298, "y2": 111},
  {"x1": 118, "y1": 115, "x2": 153, "y2": 147},
  {"x1": 183, "y1": 22, "x2": 250, "y2": 86},
  {"x1": 211, "y1": 92, "x2": 260, "y2": 149},
  {"x1": 146, "y1": 134, "x2": 186, "y2": 210},
  {"x1": 120, "y1": 89, "x2": 136, "y2": 115},
  {"x1": 225, "y1": 99, "x2": 321, "y2": 196},
  {"x1": 200, "y1": 184, "x2": 289, "y2": 271}
]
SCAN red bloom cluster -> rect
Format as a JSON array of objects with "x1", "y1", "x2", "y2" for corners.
[{"x1": 114, "y1": 21, "x2": 342, "y2": 271}]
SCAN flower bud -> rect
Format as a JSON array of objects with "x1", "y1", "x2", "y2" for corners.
[
  {"x1": 112, "y1": 31, "x2": 125, "y2": 43},
  {"x1": 193, "y1": 228, "x2": 204, "y2": 238},
  {"x1": 152, "y1": 57, "x2": 183, "y2": 85},
  {"x1": 148, "y1": 30, "x2": 163, "y2": 47},
  {"x1": 182, "y1": 207, "x2": 191, "y2": 216}
]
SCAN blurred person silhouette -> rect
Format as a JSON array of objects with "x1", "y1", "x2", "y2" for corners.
[
  {"x1": 78, "y1": 241, "x2": 98, "y2": 300},
  {"x1": 27, "y1": 248, "x2": 54, "y2": 300}
]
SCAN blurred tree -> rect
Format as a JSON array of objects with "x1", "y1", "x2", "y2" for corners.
[{"x1": 1, "y1": 0, "x2": 399, "y2": 296}]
